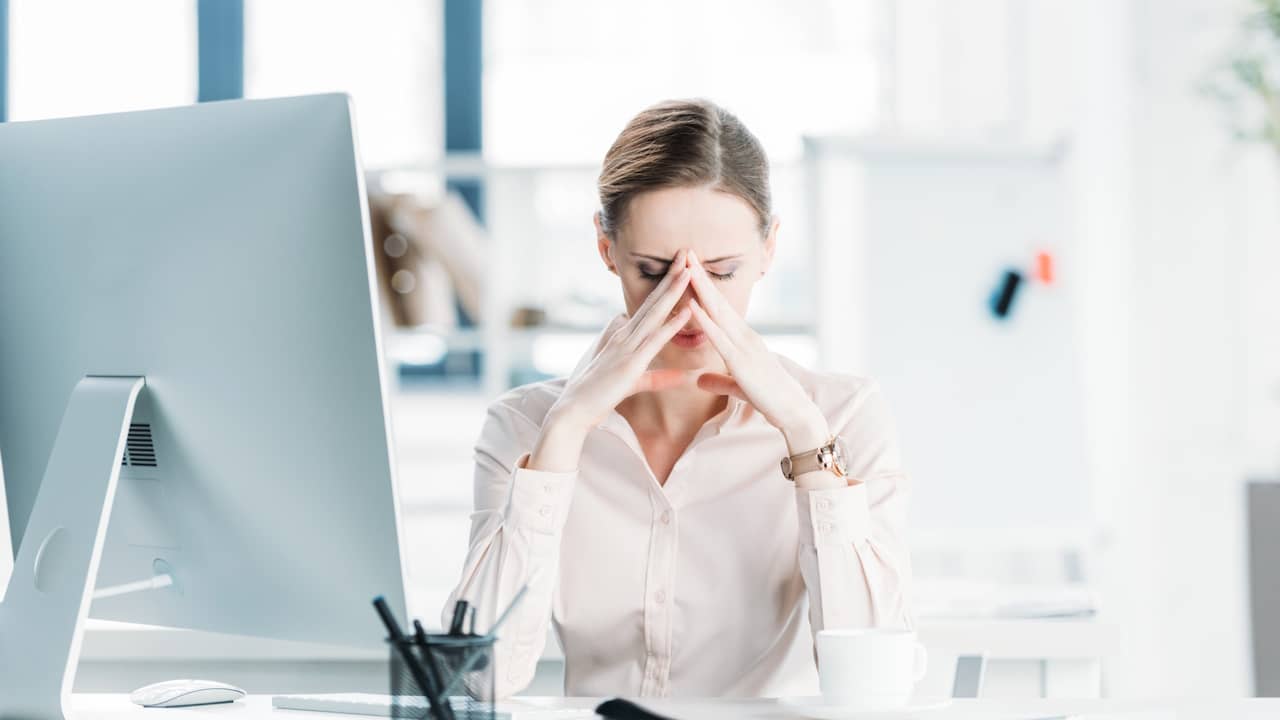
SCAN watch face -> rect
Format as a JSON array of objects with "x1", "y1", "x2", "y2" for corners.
[{"x1": 832, "y1": 436, "x2": 849, "y2": 474}]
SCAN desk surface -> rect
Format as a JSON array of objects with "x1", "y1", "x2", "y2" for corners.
[
  {"x1": 69, "y1": 694, "x2": 1280, "y2": 719},
  {"x1": 78, "y1": 617, "x2": 1112, "y2": 662}
]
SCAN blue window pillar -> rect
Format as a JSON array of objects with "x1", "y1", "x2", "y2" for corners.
[
  {"x1": 197, "y1": 0, "x2": 243, "y2": 102},
  {"x1": 444, "y1": 0, "x2": 483, "y2": 220}
]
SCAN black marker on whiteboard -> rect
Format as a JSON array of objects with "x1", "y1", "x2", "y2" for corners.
[{"x1": 990, "y1": 269, "x2": 1023, "y2": 320}]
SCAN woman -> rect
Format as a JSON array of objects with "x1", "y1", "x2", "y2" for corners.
[{"x1": 443, "y1": 99, "x2": 912, "y2": 699}]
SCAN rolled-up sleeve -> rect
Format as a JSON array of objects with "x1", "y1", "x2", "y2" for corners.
[
  {"x1": 794, "y1": 381, "x2": 913, "y2": 634},
  {"x1": 441, "y1": 401, "x2": 576, "y2": 699}
]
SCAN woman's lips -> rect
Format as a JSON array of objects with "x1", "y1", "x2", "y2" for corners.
[{"x1": 671, "y1": 330, "x2": 706, "y2": 348}]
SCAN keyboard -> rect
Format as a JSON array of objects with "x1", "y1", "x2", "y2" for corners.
[{"x1": 271, "y1": 693, "x2": 596, "y2": 719}]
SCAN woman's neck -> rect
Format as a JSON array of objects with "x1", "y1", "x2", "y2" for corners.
[{"x1": 618, "y1": 384, "x2": 728, "y2": 441}]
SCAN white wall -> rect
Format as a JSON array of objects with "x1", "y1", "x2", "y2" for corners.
[
  {"x1": 1239, "y1": 151, "x2": 1280, "y2": 479},
  {"x1": 1076, "y1": 0, "x2": 1280, "y2": 697},
  {"x1": 864, "y1": 0, "x2": 1277, "y2": 695}
]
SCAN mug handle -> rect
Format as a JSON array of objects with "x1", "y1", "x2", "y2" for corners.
[{"x1": 913, "y1": 642, "x2": 928, "y2": 683}]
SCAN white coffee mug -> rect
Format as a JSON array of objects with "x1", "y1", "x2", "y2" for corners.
[{"x1": 815, "y1": 628, "x2": 928, "y2": 710}]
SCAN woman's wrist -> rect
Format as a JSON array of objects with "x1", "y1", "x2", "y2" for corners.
[
  {"x1": 794, "y1": 472, "x2": 850, "y2": 490},
  {"x1": 544, "y1": 400, "x2": 596, "y2": 439},
  {"x1": 527, "y1": 406, "x2": 591, "y2": 473},
  {"x1": 780, "y1": 405, "x2": 831, "y2": 456}
]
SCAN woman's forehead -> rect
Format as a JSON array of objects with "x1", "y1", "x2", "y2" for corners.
[{"x1": 619, "y1": 186, "x2": 760, "y2": 258}]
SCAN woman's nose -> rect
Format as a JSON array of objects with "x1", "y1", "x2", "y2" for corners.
[{"x1": 670, "y1": 286, "x2": 697, "y2": 321}]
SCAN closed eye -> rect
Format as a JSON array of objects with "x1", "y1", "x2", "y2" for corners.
[{"x1": 638, "y1": 265, "x2": 736, "y2": 282}]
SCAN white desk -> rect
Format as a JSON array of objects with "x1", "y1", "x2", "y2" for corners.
[
  {"x1": 68, "y1": 695, "x2": 1280, "y2": 720},
  {"x1": 78, "y1": 617, "x2": 1109, "y2": 698}
]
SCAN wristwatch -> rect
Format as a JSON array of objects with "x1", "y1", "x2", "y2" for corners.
[{"x1": 780, "y1": 435, "x2": 849, "y2": 481}]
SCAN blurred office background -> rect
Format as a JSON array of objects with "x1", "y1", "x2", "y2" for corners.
[{"x1": 3, "y1": 0, "x2": 1280, "y2": 701}]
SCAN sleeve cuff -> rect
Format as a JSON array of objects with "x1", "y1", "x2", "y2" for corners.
[
  {"x1": 795, "y1": 481, "x2": 872, "y2": 547},
  {"x1": 502, "y1": 452, "x2": 578, "y2": 535}
]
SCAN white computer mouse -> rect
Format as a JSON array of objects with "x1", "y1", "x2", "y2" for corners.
[{"x1": 130, "y1": 678, "x2": 247, "y2": 708}]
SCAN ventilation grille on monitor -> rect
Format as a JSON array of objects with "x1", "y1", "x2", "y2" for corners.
[{"x1": 121, "y1": 423, "x2": 157, "y2": 467}]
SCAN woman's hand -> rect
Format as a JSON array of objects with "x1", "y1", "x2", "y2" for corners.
[
  {"x1": 528, "y1": 250, "x2": 695, "y2": 471},
  {"x1": 685, "y1": 251, "x2": 831, "y2": 456}
]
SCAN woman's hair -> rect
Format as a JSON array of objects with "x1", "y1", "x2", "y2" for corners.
[{"x1": 597, "y1": 98, "x2": 771, "y2": 238}]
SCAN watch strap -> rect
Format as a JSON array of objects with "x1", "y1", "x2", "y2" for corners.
[{"x1": 781, "y1": 436, "x2": 844, "y2": 481}]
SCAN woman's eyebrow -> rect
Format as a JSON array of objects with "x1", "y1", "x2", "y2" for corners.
[{"x1": 631, "y1": 252, "x2": 743, "y2": 264}]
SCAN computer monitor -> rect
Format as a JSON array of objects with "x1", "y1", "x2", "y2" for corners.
[{"x1": 0, "y1": 94, "x2": 409, "y2": 718}]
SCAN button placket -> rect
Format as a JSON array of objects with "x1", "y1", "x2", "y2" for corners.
[{"x1": 642, "y1": 495, "x2": 678, "y2": 693}]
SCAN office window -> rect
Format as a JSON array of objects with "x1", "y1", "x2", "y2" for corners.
[
  {"x1": 481, "y1": 1, "x2": 885, "y2": 336},
  {"x1": 7, "y1": 0, "x2": 196, "y2": 121},
  {"x1": 484, "y1": 0, "x2": 883, "y2": 165},
  {"x1": 892, "y1": 0, "x2": 1023, "y2": 136},
  {"x1": 244, "y1": 0, "x2": 444, "y2": 170}
]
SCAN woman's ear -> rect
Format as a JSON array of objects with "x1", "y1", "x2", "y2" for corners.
[
  {"x1": 595, "y1": 211, "x2": 618, "y2": 275},
  {"x1": 761, "y1": 216, "x2": 781, "y2": 276}
]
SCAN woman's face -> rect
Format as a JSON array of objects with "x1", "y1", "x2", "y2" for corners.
[{"x1": 595, "y1": 185, "x2": 778, "y2": 368}]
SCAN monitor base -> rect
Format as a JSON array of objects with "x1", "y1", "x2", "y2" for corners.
[{"x1": 0, "y1": 376, "x2": 144, "y2": 720}]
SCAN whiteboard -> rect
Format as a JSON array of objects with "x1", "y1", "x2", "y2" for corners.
[{"x1": 809, "y1": 139, "x2": 1091, "y2": 532}]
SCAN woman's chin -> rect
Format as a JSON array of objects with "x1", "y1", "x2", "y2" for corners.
[{"x1": 656, "y1": 341, "x2": 715, "y2": 369}]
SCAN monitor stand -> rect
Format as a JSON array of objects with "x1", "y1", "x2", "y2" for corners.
[{"x1": 0, "y1": 376, "x2": 150, "y2": 720}]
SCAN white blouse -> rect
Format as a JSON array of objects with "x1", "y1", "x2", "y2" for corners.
[{"x1": 441, "y1": 345, "x2": 913, "y2": 699}]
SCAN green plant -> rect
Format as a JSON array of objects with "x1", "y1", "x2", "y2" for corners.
[{"x1": 1209, "y1": 0, "x2": 1280, "y2": 149}]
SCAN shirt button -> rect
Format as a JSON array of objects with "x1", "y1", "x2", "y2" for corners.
[
  {"x1": 817, "y1": 498, "x2": 832, "y2": 511},
  {"x1": 654, "y1": 589, "x2": 666, "y2": 604},
  {"x1": 543, "y1": 483, "x2": 553, "y2": 493},
  {"x1": 539, "y1": 505, "x2": 552, "y2": 517},
  {"x1": 820, "y1": 522, "x2": 834, "y2": 535},
  {"x1": 660, "y1": 510, "x2": 671, "y2": 524}
]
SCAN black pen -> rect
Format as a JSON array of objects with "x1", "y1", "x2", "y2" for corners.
[
  {"x1": 414, "y1": 619, "x2": 457, "y2": 720},
  {"x1": 436, "y1": 584, "x2": 531, "y2": 698},
  {"x1": 449, "y1": 599, "x2": 470, "y2": 636},
  {"x1": 372, "y1": 597, "x2": 452, "y2": 720}
]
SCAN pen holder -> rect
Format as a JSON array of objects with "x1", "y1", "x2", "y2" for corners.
[{"x1": 389, "y1": 633, "x2": 496, "y2": 720}]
